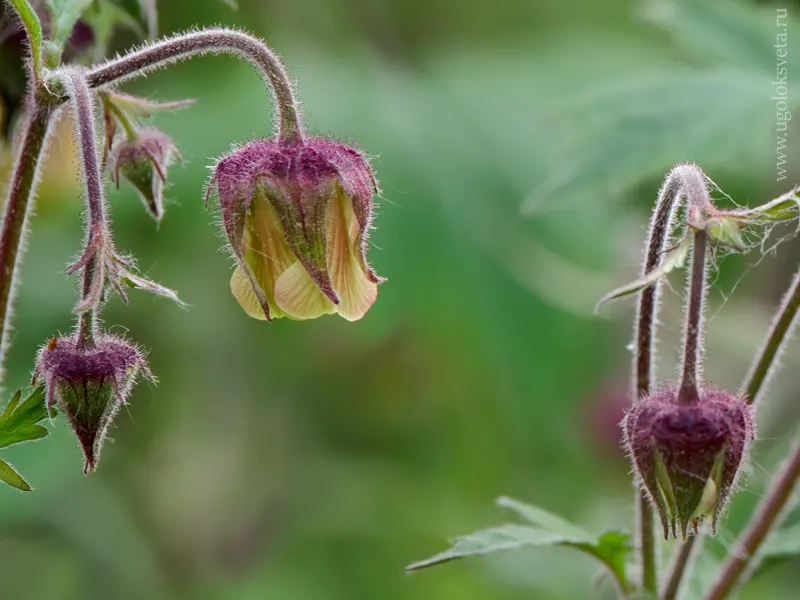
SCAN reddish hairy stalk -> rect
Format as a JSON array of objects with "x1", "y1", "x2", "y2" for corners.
[
  {"x1": 703, "y1": 439, "x2": 800, "y2": 600},
  {"x1": 633, "y1": 163, "x2": 711, "y2": 593},
  {"x1": 0, "y1": 94, "x2": 56, "y2": 377},
  {"x1": 86, "y1": 28, "x2": 304, "y2": 142},
  {"x1": 678, "y1": 229, "x2": 708, "y2": 404}
]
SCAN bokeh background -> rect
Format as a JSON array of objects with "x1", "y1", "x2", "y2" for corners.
[{"x1": 0, "y1": 0, "x2": 799, "y2": 598}]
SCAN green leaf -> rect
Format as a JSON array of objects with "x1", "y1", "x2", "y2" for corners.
[
  {"x1": 408, "y1": 497, "x2": 633, "y2": 595},
  {"x1": 46, "y1": 0, "x2": 93, "y2": 50},
  {"x1": 0, "y1": 425, "x2": 48, "y2": 450},
  {"x1": 7, "y1": 0, "x2": 43, "y2": 73},
  {"x1": 761, "y1": 520, "x2": 800, "y2": 557},
  {"x1": 724, "y1": 190, "x2": 800, "y2": 223},
  {"x1": 595, "y1": 237, "x2": 691, "y2": 310},
  {"x1": 406, "y1": 524, "x2": 572, "y2": 571},
  {"x1": 0, "y1": 459, "x2": 32, "y2": 491},
  {"x1": 0, "y1": 386, "x2": 51, "y2": 451},
  {"x1": 496, "y1": 496, "x2": 593, "y2": 540},
  {"x1": 707, "y1": 218, "x2": 747, "y2": 252}
]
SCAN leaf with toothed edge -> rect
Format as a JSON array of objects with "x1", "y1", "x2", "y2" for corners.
[
  {"x1": 595, "y1": 236, "x2": 692, "y2": 311},
  {"x1": 407, "y1": 497, "x2": 633, "y2": 595}
]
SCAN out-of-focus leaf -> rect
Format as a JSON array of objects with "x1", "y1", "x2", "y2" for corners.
[
  {"x1": 46, "y1": 0, "x2": 93, "y2": 49},
  {"x1": 406, "y1": 524, "x2": 575, "y2": 571},
  {"x1": 0, "y1": 459, "x2": 32, "y2": 491},
  {"x1": 408, "y1": 497, "x2": 633, "y2": 595},
  {"x1": 748, "y1": 520, "x2": 800, "y2": 579},
  {"x1": 7, "y1": 0, "x2": 42, "y2": 72},
  {"x1": 596, "y1": 236, "x2": 691, "y2": 310}
]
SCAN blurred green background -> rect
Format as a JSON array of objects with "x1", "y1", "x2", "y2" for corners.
[{"x1": 1, "y1": 0, "x2": 800, "y2": 598}]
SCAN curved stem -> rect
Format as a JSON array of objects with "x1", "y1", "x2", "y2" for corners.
[
  {"x1": 633, "y1": 163, "x2": 712, "y2": 593},
  {"x1": 703, "y1": 439, "x2": 800, "y2": 600},
  {"x1": 678, "y1": 229, "x2": 708, "y2": 404},
  {"x1": 86, "y1": 28, "x2": 304, "y2": 142},
  {"x1": 0, "y1": 93, "x2": 56, "y2": 379},
  {"x1": 743, "y1": 268, "x2": 800, "y2": 405}
]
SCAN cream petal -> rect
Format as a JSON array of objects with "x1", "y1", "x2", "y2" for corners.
[
  {"x1": 274, "y1": 261, "x2": 337, "y2": 320},
  {"x1": 235, "y1": 190, "x2": 296, "y2": 319},
  {"x1": 327, "y1": 188, "x2": 378, "y2": 321},
  {"x1": 230, "y1": 264, "x2": 269, "y2": 320}
]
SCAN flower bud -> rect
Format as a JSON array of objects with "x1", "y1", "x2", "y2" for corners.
[
  {"x1": 210, "y1": 138, "x2": 384, "y2": 322},
  {"x1": 623, "y1": 386, "x2": 753, "y2": 539},
  {"x1": 109, "y1": 129, "x2": 178, "y2": 222},
  {"x1": 34, "y1": 333, "x2": 152, "y2": 473}
]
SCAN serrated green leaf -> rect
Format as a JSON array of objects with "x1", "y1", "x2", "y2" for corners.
[
  {"x1": 7, "y1": 0, "x2": 43, "y2": 73},
  {"x1": 0, "y1": 459, "x2": 32, "y2": 491},
  {"x1": 496, "y1": 496, "x2": 593, "y2": 541},
  {"x1": 46, "y1": 0, "x2": 93, "y2": 49},
  {"x1": 0, "y1": 424, "x2": 48, "y2": 450},
  {"x1": 2, "y1": 386, "x2": 48, "y2": 432},
  {"x1": 0, "y1": 387, "x2": 50, "y2": 451},
  {"x1": 406, "y1": 524, "x2": 572, "y2": 571},
  {"x1": 596, "y1": 237, "x2": 691, "y2": 310},
  {"x1": 408, "y1": 498, "x2": 633, "y2": 594},
  {"x1": 0, "y1": 389, "x2": 22, "y2": 422}
]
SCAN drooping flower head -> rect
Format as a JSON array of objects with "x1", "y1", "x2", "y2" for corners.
[
  {"x1": 34, "y1": 333, "x2": 152, "y2": 473},
  {"x1": 108, "y1": 128, "x2": 179, "y2": 222},
  {"x1": 623, "y1": 386, "x2": 754, "y2": 539},
  {"x1": 210, "y1": 137, "x2": 384, "y2": 322}
]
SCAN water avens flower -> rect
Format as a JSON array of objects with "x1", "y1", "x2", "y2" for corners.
[
  {"x1": 33, "y1": 333, "x2": 152, "y2": 473},
  {"x1": 109, "y1": 128, "x2": 178, "y2": 222},
  {"x1": 210, "y1": 138, "x2": 383, "y2": 322},
  {"x1": 623, "y1": 386, "x2": 754, "y2": 539}
]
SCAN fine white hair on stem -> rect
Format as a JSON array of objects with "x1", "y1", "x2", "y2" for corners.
[{"x1": 86, "y1": 27, "x2": 304, "y2": 143}]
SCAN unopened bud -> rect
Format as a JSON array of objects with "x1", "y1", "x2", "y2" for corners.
[
  {"x1": 623, "y1": 386, "x2": 754, "y2": 539},
  {"x1": 34, "y1": 333, "x2": 152, "y2": 473}
]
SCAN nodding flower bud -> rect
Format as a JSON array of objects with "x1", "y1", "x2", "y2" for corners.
[
  {"x1": 109, "y1": 129, "x2": 178, "y2": 222},
  {"x1": 623, "y1": 386, "x2": 754, "y2": 539},
  {"x1": 33, "y1": 333, "x2": 152, "y2": 473},
  {"x1": 210, "y1": 138, "x2": 384, "y2": 322}
]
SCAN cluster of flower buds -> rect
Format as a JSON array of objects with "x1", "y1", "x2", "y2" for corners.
[
  {"x1": 33, "y1": 333, "x2": 152, "y2": 473},
  {"x1": 623, "y1": 386, "x2": 754, "y2": 539},
  {"x1": 210, "y1": 137, "x2": 384, "y2": 322},
  {"x1": 101, "y1": 91, "x2": 190, "y2": 222}
]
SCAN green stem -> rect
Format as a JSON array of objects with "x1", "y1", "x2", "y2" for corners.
[{"x1": 0, "y1": 93, "x2": 55, "y2": 379}]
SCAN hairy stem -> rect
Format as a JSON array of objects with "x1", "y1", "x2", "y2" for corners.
[
  {"x1": 743, "y1": 268, "x2": 800, "y2": 404},
  {"x1": 0, "y1": 94, "x2": 55, "y2": 378},
  {"x1": 662, "y1": 537, "x2": 700, "y2": 600},
  {"x1": 86, "y1": 28, "x2": 303, "y2": 142},
  {"x1": 63, "y1": 69, "x2": 109, "y2": 348},
  {"x1": 633, "y1": 163, "x2": 712, "y2": 593},
  {"x1": 678, "y1": 229, "x2": 708, "y2": 404},
  {"x1": 703, "y1": 439, "x2": 800, "y2": 600}
]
